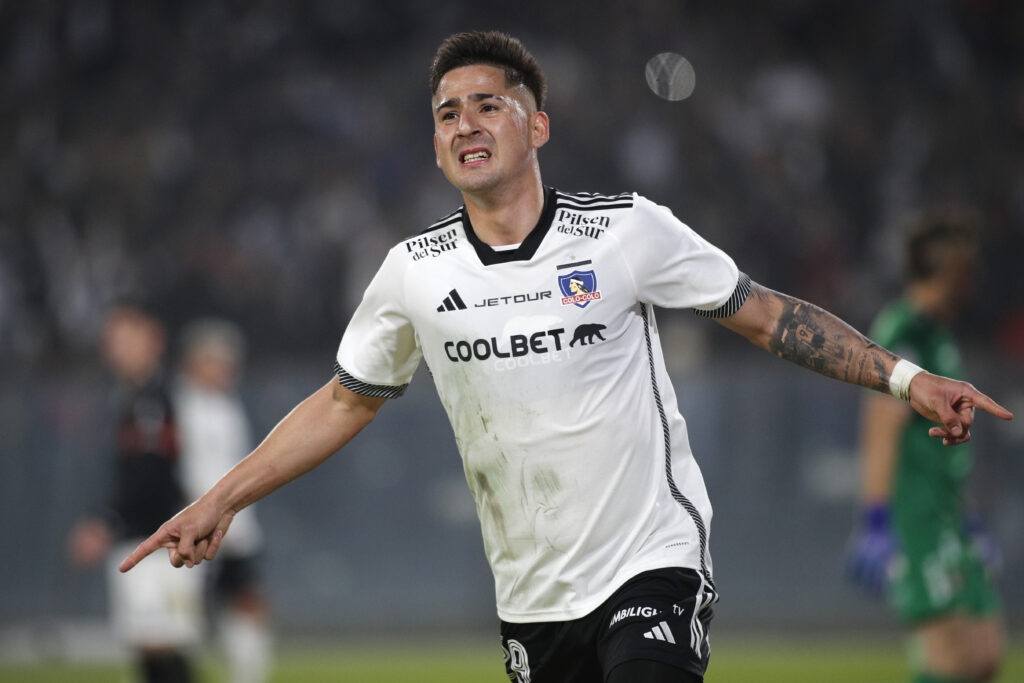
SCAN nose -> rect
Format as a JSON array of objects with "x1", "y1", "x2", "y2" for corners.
[{"x1": 456, "y1": 110, "x2": 478, "y2": 136}]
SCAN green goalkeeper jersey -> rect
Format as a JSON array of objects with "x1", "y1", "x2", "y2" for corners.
[
  {"x1": 871, "y1": 299, "x2": 1000, "y2": 622},
  {"x1": 870, "y1": 298, "x2": 971, "y2": 524}
]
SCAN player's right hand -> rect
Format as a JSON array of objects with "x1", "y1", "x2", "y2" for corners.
[
  {"x1": 908, "y1": 373, "x2": 1013, "y2": 446},
  {"x1": 118, "y1": 497, "x2": 234, "y2": 572},
  {"x1": 845, "y1": 504, "x2": 900, "y2": 597}
]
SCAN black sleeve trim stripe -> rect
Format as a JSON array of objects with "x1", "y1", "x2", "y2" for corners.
[
  {"x1": 555, "y1": 200, "x2": 634, "y2": 212},
  {"x1": 693, "y1": 272, "x2": 752, "y2": 319},
  {"x1": 417, "y1": 210, "x2": 462, "y2": 235},
  {"x1": 554, "y1": 191, "x2": 634, "y2": 211},
  {"x1": 334, "y1": 361, "x2": 408, "y2": 399},
  {"x1": 555, "y1": 190, "x2": 633, "y2": 204}
]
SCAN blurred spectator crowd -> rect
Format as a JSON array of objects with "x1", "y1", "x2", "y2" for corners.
[{"x1": 2, "y1": 0, "x2": 1023, "y2": 371}]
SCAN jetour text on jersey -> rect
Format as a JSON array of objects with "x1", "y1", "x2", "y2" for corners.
[{"x1": 474, "y1": 291, "x2": 552, "y2": 307}]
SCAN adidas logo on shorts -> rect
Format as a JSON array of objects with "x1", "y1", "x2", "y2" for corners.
[{"x1": 642, "y1": 621, "x2": 676, "y2": 644}]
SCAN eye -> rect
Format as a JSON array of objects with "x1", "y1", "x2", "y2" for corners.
[
  {"x1": 440, "y1": 111, "x2": 458, "y2": 121},
  {"x1": 481, "y1": 103, "x2": 498, "y2": 112}
]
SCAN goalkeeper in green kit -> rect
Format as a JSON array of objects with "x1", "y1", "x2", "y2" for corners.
[{"x1": 848, "y1": 209, "x2": 1004, "y2": 683}]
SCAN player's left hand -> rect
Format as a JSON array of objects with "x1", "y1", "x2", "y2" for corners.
[
  {"x1": 907, "y1": 373, "x2": 1013, "y2": 446},
  {"x1": 965, "y1": 512, "x2": 1003, "y2": 577},
  {"x1": 845, "y1": 504, "x2": 900, "y2": 597}
]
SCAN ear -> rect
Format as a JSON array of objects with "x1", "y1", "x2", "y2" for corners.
[
  {"x1": 433, "y1": 133, "x2": 441, "y2": 168},
  {"x1": 531, "y1": 111, "x2": 550, "y2": 150}
]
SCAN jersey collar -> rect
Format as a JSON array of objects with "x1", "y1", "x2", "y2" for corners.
[{"x1": 462, "y1": 186, "x2": 555, "y2": 266}]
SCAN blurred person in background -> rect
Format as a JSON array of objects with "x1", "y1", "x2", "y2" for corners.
[
  {"x1": 175, "y1": 318, "x2": 272, "y2": 683},
  {"x1": 68, "y1": 301, "x2": 203, "y2": 683},
  {"x1": 120, "y1": 32, "x2": 1012, "y2": 683},
  {"x1": 848, "y1": 209, "x2": 1004, "y2": 683}
]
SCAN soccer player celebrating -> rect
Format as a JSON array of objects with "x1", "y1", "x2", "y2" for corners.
[
  {"x1": 121, "y1": 32, "x2": 1012, "y2": 683},
  {"x1": 848, "y1": 210, "x2": 1004, "y2": 683}
]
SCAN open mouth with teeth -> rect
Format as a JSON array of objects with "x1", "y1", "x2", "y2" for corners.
[{"x1": 460, "y1": 150, "x2": 491, "y2": 165}]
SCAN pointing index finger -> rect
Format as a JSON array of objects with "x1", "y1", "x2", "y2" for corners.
[
  {"x1": 969, "y1": 389, "x2": 1014, "y2": 421},
  {"x1": 119, "y1": 533, "x2": 171, "y2": 572}
]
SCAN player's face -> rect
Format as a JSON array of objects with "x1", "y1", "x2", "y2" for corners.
[
  {"x1": 103, "y1": 311, "x2": 165, "y2": 384},
  {"x1": 186, "y1": 346, "x2": 238, "y2": 391},
  {"x1": 432, "y1": 64, "x2": 548, "y2": 195},
  {"x1": 938, "y1": 248, "x2": 977, "y2": 314}
]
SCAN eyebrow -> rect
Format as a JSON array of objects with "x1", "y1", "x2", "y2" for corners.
[{"x1": 434, "y1": 92, "x2": 502, "y2": 113}]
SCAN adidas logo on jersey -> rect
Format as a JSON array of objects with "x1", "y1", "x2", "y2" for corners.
[
  {"x1": 437, "y1": 289, "x2": 467, "y2": 312},
  {"x1": 642, "y1": 621, "x2": 677, "y2": 645}
]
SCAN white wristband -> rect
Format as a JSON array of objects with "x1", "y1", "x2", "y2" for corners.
[{"x1": 889, "y1": 359, "x2": 924, "y2": 402}]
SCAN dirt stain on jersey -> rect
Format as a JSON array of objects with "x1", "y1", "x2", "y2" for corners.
[
  {"x1": 524, "y1": 467, "x2": 568, "y2": 554},
  {"x1": 472, "y1": 470, "x2": 510, "y2": 558},
  {"x1": 532, "y1": 469, "x2": 562, "y2": 500}
]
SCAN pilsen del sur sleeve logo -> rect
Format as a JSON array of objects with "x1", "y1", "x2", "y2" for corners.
[{"x1": 557, "y1": 259, "x2": 602, "y2": 308}]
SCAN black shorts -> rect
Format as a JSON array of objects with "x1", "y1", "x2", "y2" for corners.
[
  {"x1": 500, "y1": 567, "x2": 715, "y2": 683},
  {"x1": 209, "y1": 553, "x2": 262, "y2": 600}
]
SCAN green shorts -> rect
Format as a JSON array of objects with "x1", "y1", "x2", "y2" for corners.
[{"x1": 887, "y1": 518, "x2": 1000, "y2": 624}]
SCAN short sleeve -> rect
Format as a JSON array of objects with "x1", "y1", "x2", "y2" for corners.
[
  {"x1": 615, "y1": 195, "x2": 740, "y2": 310},
  {"x1": 335, "y1": 248, "x2": 422, "y2": 398}
]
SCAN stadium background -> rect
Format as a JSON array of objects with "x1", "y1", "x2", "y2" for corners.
[{"x1": 1, "y1": 0, "x2": 1023, "y2": 678}]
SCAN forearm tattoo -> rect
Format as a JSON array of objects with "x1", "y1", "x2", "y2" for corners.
[{"x1": 761, "y1": 286, "x2": 896, "y2": 392}]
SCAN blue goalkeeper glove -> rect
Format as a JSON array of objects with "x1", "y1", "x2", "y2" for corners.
[
  {"x1": 965, "y1": 512, "x2": 1002, "y2": 578},
  {"x1": 846, "y1": 504, "x2": 899, "y2": 597}
]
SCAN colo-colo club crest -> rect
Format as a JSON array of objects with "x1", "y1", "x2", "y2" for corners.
[{"x1": 558, "y1": 268, "x2": 601, "y2": 308}]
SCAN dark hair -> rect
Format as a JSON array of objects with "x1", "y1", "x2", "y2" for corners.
[
  {"x1": 107, "y1": 295, "x2": 164, "y2": 323},
  {"x1": 904, "y1": 207, "x2": 979, "y2": 281},
  {"x1": 178, "y1": 317, "x2": 246, "y2": 364},
  {"x1": 429, "y1": 31, "x2": 547, "y2": 110}
]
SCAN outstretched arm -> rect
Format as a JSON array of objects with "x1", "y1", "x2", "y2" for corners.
[
  {"x1": 715, "y1": 281, "x2": 1013, "y2": 443},
  {"x1": 120, "y1": 378, "x2": 387, "y2": 572}
]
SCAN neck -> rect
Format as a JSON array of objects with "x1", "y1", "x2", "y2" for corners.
[
  {"x1": 123, "y1": 366, "x2": 159, "y2": 389},
  {"x1": 462, "y1": 172, "x2": 545, "y2": 246},
  {"x1": 907, "y1": 281, "x2": 951, "y2": 323}
]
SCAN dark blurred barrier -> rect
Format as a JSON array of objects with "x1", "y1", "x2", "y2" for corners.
[{"x1": 4, "y1": 346, "x2": 1021, "y2": 637}]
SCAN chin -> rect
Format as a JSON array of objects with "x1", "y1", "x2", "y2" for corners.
[{"x1": 452, "y1": 173, "x2": 501, "y2": 194}]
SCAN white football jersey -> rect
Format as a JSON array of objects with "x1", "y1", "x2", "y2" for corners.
[{"x1": 336, "y1": 188, "x2": 746, "y2": 622}]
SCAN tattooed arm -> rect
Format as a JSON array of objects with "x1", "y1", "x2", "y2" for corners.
[
  {"x1": 715, "y1": 280, "x2": 1012, "y2": 445},
  {"x1": 717, "y1": 281, "x2": 896, "y2": 390}
]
